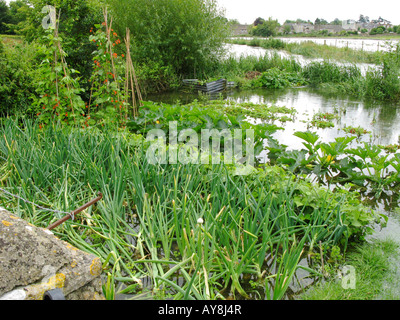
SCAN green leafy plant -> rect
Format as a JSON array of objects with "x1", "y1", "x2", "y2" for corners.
[
  {"x1": 30, "y1": 26, "x2": 85, "y2": 126},
  {"x1": 309, "y1": 112, "x2": 338, "y2": 129},
  {"x1": 0, "y1": 118, "x2": 380, "y2": 300},
  {"x1": 252, "y1": 67, "x2": 307, "y2": 89},
  {"x1": 108, "y1": 0, "x2": 229, "y2": 78},
  {"x1": 342, "y1": 125, "x2": 371, "y2": 138},
  {"x1": 87, "y1": 16, "x2": 129, "y2": 127}
]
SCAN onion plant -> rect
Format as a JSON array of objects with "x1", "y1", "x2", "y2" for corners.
[{"x1": 0, "y1": 118, "x2": 378, "y2": 299}]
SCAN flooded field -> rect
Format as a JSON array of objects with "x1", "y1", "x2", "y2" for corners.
[
  {"x1": 234, "y1": 37, "x2": 400, "y2": 52},
  {"x1": 225, "y1": 43, "x2": 379, "y2": 75},
  {"x1": 143, "y1": 82, "x2": 400, "y2": 300},
  {"x1": 276, "y1": 37, "x2": 400, "y2": 52},
  {"x1": 226, "y1": 87, "x2": 400, "y2": 149},
  {"x1": 146, "y1": 86, "x2": 400, "y2": 148}
]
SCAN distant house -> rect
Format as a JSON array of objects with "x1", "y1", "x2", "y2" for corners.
[
  {"x1": 285, "y1": 23, "x2": 313, "y2": 34},
  {"x1": 231, "y1": 24, "x2": 251, "y2": 36},
  {"x1": 315, "y1": 24, "x2": 343, "y2": 33},
  {"x1": 342, "y1": 19, "x2": 357, "y2": 31},
  {"x1": 373, "y1": 17, "x2": 392, "y2": 28},
  {"x1": 356, "y1": 22, "x2": 376, "y2": 31}
]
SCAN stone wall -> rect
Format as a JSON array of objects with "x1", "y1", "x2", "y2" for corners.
[
  {"x1": 231, "y1": 24, "x2": 250, "y2": 36},
  {"x1": 0, "y1": 208, "x2": 104, "y2": 300}
]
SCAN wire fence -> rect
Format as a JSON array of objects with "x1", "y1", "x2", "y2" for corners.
[{"x1": 0, "y1": 187, "x2": 74, "y2": 220}]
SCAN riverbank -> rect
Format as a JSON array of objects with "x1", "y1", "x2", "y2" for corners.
[
  {"x1": 278, "y1": 34, "x2": 400, "y2": 40},
  {"x1": 233, "y1": 34, "x2": 400, "y2": 40},
  {"x1": 298, "y1": 237, "x2": 400, "y2": 299},
  {"x1": 227, "y1": 37, "x2": 385, "y2": 63},
  {"x1": 222, "y1": 38, "x2": 400, "y2": 102}
]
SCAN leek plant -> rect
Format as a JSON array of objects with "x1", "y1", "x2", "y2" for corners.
[{"x1": 0, "y1": 118, "x2": 376, "y2": 299}]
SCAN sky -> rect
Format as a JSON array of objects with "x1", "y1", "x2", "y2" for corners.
[{"x1": 216, "y1": 0, "x2": 400, "y2": 25}]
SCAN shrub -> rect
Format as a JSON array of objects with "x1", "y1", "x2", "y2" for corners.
[
  {"x1": 135, "y1": 61, "x2": 181, "y2": 94},
  {"x1": 0, "y1": 0, "x2": 12, "y2": 34},
  {"x1": 0, "y1": 40, "x2": 37, "y2": 116},
  {"x1": 250, "y1": 17, "x2": 280, "y2": 37},
  {"x1": 108, "y1": 0, "x2": 229, "y2": 78},
  {"x1": 370, "y1": 27, "x2": 385, "y2": 35},
  {"x1": 260, "y1": 38, "x2": 286, "y2": 50}
]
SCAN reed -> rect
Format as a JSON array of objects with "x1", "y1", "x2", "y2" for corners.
[
  {"x1": 285, "y1": 41, "x2": 382, "y2": 65},
  {"x1": 216, "y1": 52, "x2": 302, "y2": 80},
  {"x1": 302, "y1": 61, "x2": 362, "y2": 85}
]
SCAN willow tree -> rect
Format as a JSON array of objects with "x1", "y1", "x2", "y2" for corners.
[{"x1": 107, "y1": 0, "x2": 230, "y2": 79}]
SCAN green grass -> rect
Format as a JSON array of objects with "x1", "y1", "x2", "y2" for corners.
[
  {"x1": 0, "y1": 34, "x2": 24, "y2": 46},
  {"x1": 302, "y1": 59, "x2": 400, "y2": 101},
  {"x1": 266, "y1": 33, "x2": 400, "y2": 40},
  {"x1": 212, "y1": 52, "x2": 303, "y2": 82},
  {"x1": 285, "y1": 41, "x2": 382, "y2": 64},
  {"x1": 298, "y1": 238, "x2": 400, "y2": 300}
]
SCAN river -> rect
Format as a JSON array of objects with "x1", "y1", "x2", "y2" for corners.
[
  {"x1": 225, "y1": 43, "x2": 379, "y2": 75},
  {"x1": 233, "y1": 36, "x2": 400, "y2": 52},
  {"x1": 276, "y1": 37, "x2": 399, "y2": 52},
  {"x1": 146, "y1": 86, "x2": 400, "y2": 149}
]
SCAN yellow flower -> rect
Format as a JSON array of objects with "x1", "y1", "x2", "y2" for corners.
[{"x1": 326, "y1": 155, "x2": 335, "y2": 164}]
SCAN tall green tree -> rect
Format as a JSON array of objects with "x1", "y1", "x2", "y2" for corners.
[
  {"x1": 314, "y1": 18, "x2": 328, "y2": 25},
  {"x1": 253, "y1": 17, "x2": 265, "y2": 26},
  {"x1": 0, "y1": 0, "x2": 12, "y2": 34},
  {"x1": 107, "y1": 0, "x2": 230, "y2": 78},
  {"x1": 251, "y1": 17, "x2": 280, "y2": 37},
  {"x1": 13, "y1": 0, "x2": 103, "y2": 93},
  {"x1": 331, "y1": 18, "x2": 342, "y2": 25},
  {"x1": 6, "y1": 0, "x2": 31, "y2": 34}
]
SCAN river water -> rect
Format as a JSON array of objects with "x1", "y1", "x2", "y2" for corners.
[
  {"x1": 277, "y1": 37, "x2": 399, "y2": 52},
  {"x1": 146, "y1": 87, "x2": 400, "y2": 150},
  {"x1": 225, "y1": 43, "x2": 379, "y2": 75},
  {"x1": 234, "y1": 36, "x2": 400, "y2": 52}
]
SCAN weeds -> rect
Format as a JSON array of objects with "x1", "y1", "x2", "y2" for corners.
[{"x1": 299, "y1": 238, "x2": 400, "y2": 300}]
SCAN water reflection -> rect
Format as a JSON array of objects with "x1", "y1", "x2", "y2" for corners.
[
  {"x1": 230, "y1": 88, "x2": 400, "y2": 148},
  {"x1": 145, "y1": 87, "x2": 400, "y2": 149}
]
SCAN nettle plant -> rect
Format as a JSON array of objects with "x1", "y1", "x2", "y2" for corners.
[{"x1": 31, "y1": 27, "x2": 86, "y2": 127}]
